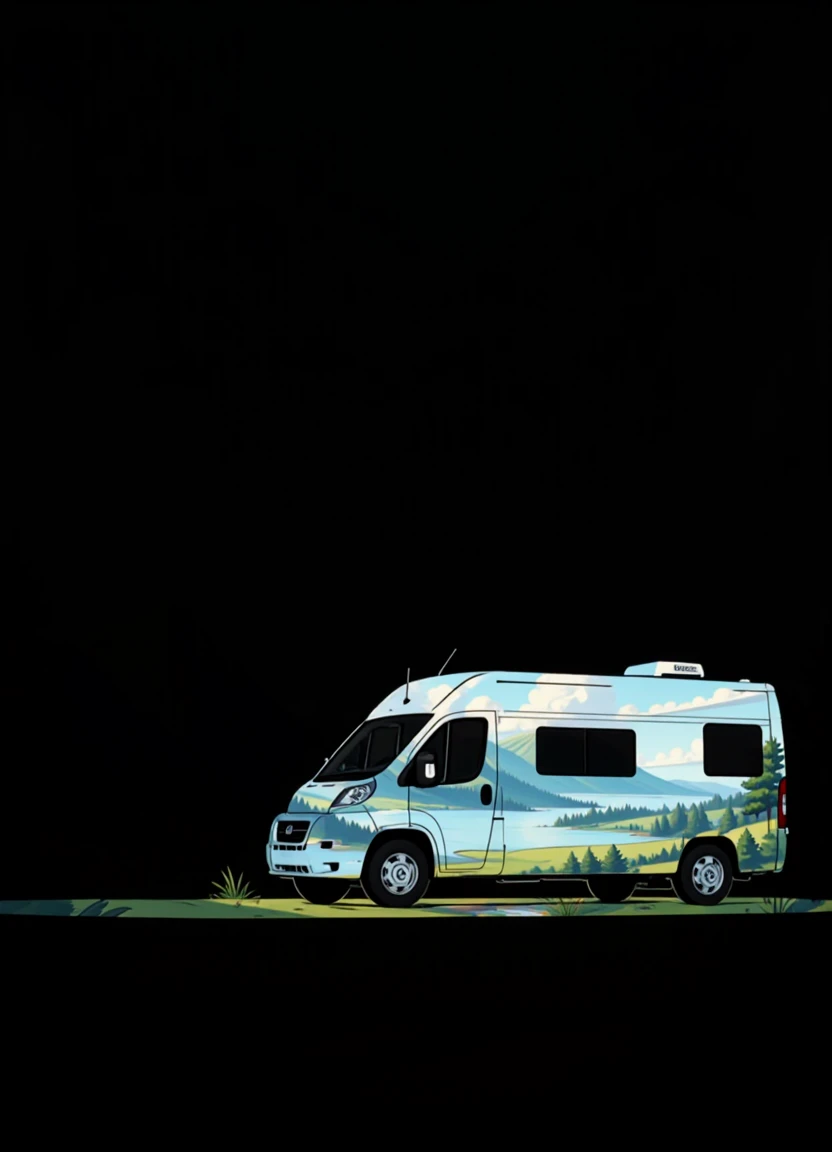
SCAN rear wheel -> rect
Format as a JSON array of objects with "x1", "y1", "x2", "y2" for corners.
[
  {"x1": 361, "y1": 839, "x2": 432, "y2": 908},
  {"x1": 674, "y1": 845, "x2": 734, "y2": 906},
  {"x1": 587, "y1": 876, "x2": 637, "y2": 903},
  {"x1": 292, "y1": 878, "x2": 353, "y2": 905}
]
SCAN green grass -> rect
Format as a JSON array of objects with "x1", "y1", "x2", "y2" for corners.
[
  {"x1": 3, "y1": 896, "x2": 830, "y2": 919},
  {"x1": 72, "y1": 898, "x2": 303, "y2": 919}
]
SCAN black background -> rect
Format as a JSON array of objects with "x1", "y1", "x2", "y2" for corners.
[{"x1": 5, "y1": 3, "x2": 829, "y2": 994}]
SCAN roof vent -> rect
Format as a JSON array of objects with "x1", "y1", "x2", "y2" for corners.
[{"x1": 624, "y1": 661, "x2": 705, "y2": 679}]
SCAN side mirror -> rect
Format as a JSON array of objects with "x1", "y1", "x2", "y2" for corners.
[{"x1": 414, "y1": 752, "x2": 439, "y2": 789}]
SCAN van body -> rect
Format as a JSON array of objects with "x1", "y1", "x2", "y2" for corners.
[{"x1": 267, "y1": 662, "x2": 788, "y2": 908}]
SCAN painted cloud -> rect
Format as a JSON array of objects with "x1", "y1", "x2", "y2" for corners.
[
  {"x1": 644, "y1": 736, "x2": 704, "y2": 768},
  {"x1": 618, "y1": 687, "x2": 767, "y2": 716}
]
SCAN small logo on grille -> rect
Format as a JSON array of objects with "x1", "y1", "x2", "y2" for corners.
[{"x1": 285, "y1": 825, "x2": 294, "y2": 836}]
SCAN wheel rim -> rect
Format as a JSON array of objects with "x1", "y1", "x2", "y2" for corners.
[
  {"x1": 691, "y1": 855, "x2": 725, "y2": 896},
  {"x1": 380, "y1": 852, "x2": 419, "y2": 897}
]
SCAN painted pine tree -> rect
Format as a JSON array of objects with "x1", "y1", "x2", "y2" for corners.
[
  {"x1": 742, "y1": 739, "x2": 783, "y2": 832},
  {"x1": 737, "y1": 827, "x2": 763, "y2": 871},
  {"x1": 718, "y1": 803, "x2": 738, "y2": 834},
  {"x1": 760, "y1": 832, "x2": 777, "y2": 860},
  {"x1": 762, "y1": 738, "x2": 785, "y2": 831},
  {"x1": 601, "y1": 844, "x2": 628, "y2": 873},
  {"x1": 685, "y1": 804, "x2": 701, "y2": 837}
]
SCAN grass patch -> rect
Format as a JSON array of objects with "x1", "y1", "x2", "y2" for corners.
[
  {"x1": 211, "y1": 867, "x2": 260, "y2": 902},
  {"x1": 540, "y1": 897, "x2": 585, "y2": 917}
]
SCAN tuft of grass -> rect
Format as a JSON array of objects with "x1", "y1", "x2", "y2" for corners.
[
  {"x1": 760, "y1": 896, "x2": 827, "y2": 914},
  {"x1": 76, "y1": 900, "x2": 131, "y2": 917},
  {"x1": 542, "y1": 897, "x2": 585, "y2": 917},
  {"x1": 211, "y1": 868, "x2": 260, "y2": 904},
  {"x1": 760, "y1": 896, "x2": 797, "y2": 914}
]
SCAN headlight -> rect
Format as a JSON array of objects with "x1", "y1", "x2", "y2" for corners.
[{"x1": 332, "y1": 781, "x2": 376, "y2": 808}]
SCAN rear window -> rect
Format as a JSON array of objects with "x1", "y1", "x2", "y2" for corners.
[{"x1": 704, "y1": 723, "x2": 764, "y2": 778}]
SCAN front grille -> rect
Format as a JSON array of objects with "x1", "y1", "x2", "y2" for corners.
[
  {"x1": 276, "y1": 820, "x2": 310, "y2": 844},
  {"x1": 273, "y1": 864, "x2": 310, "y2": 874}
]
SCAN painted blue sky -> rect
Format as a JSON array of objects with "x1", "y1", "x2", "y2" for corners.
[{"x1": 614, "y1": 677, "x2": 768, "y2": 718}]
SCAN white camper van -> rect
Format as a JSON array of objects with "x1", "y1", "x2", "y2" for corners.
[{"x1": 267, "y1": 661, "x2": 787, "y2": 908}]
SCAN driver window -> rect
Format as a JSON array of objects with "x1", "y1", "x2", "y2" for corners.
[
  {"x1": 403, "y1": 717, "x2": 488, "y2": 787},
  {"x1": 411, "y1": 725, "x2": 449, "y2": 784},
  {"x1": 446, "y1": 718, "x2": 488, "y2": 784}
]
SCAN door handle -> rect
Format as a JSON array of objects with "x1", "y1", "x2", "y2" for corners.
[{"x1": 481, "y1": 784, "x2": 493, "y2": 806}]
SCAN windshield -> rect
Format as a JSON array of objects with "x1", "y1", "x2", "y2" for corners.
[{"x1": 316, "y1": 714, "x2": 433, "y2": 781}]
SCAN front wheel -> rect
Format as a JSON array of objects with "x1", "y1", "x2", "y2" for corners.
[
  {"x1": 292, "y1": 878, "x2": 353, "y2": 905},
  {"x1": 674, "y1": 846, "x2": 734, "y2": 906},
  {"x1": 587, "y1": 876, "x2": 637, "y2": 903},
  {"x1": 361, "y1": 839, "x2": 432, "y2": 908}
]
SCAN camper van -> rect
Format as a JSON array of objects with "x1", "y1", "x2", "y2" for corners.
[{"x1": 266, "y1": 662, "x2": 788, "y2": 908}]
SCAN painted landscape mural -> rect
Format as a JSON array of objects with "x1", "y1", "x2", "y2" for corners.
[{"x1": 276, "y1": 668, "x2": 786, "y2": 880}]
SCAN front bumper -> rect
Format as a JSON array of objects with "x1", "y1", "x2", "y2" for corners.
[
  {"x1": 266, "y1": 810, "x2": 373, "y2": 881},
  {"x1": 266, "y1": 842, "x2": 366, "y2": 880}
]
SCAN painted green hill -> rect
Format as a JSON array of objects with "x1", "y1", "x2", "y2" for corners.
[
  {"x1": 499, "y1": 769, "x2": 576, "y2": 810},
  {"x1": 488, "y1": 744, "x2": 594, "y2": 807}
]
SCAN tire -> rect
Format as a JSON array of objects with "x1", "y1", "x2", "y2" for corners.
[
  {"x1": 292, "y1": 878, "x2": 354, "y2": 905},
  {"x1": 587, "y1": 876, "x2": 637, "y2": 903},
  {"x1": 674, "y1": 845, "x2": 734, "y2": 906},
  {"x1": 361, "y1": 839, "x2": 432, "y2": 908}
]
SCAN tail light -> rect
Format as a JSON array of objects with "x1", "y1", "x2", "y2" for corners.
[{"x1": 777, "y1": 777, "x2": 787, "y2": 829}]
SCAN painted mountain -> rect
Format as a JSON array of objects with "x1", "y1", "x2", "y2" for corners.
[
  {"x1": 485, "y1": 746, "x2": 589, "y2": 809},
  {"x1": 499, "y1": 733, "x2": 707, "y2": 798}
]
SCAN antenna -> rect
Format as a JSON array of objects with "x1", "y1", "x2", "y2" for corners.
[
  {"x1": 404, "y1": 668, "x2": 411, "y2": 705},
  {"x1": 439, "y1": 648, "x2": 457, "y2": 676}
]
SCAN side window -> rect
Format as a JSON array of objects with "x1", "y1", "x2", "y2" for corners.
[
  {"x1": 586, "y1": 729, "x2": 636, "y2": 778},
  {"x1": 401, "y1": 724, "x2": 448, "y2": 787},
  {"x1": 536, "y1": 726, "x2": 584, "y2": 776},
  {"x1": 401, "y1": 717, "x2": 488, "y2": 786},
  {"x1": 704, "y1": 723, "x2": 763, "y2": 777},
  {"x1": 536, "y1": 726, "x2": 636, "y2": 777},
  {"x1": 446, "y1": 718, "x2": 488, "y2": 785}
]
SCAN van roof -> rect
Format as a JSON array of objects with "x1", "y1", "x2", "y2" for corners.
[{"x1": 368, "y1": 670, "x2": 773, "y2": 719}]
